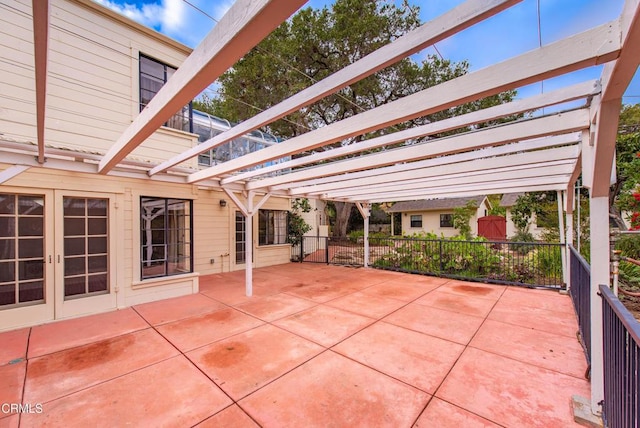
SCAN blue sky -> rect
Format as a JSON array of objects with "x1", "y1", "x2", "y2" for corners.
[{"x1": 95, "y1": 0, "x2": 639, "y2": 104}]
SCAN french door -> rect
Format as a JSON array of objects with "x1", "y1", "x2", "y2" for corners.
[
  {"x1": 0, "y1": 189, "x2": 117, "y2": 329},
  {"x1": 54, "y1": 191, "x2": 117, "y2": 319}
]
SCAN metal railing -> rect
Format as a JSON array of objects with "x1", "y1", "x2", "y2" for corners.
[
  {"x1": 368, "y1": 237, "x2": 564, "y2": 288},
  {"x1": 290, "y1": 236, "x2": 329, "y2": 263},
  {"x1": 600, "y1": 284, "x2": 640, "y2": 428},
  {"x1": 569, "y1": 245, "x2": 591, "y2": 362}
]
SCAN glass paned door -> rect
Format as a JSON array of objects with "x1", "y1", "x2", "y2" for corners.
[
  {"x1": 235, "y1": 211, "x2": 246, "y2": 264},
  {"x1": 55, "y1": 191, "x2": 116, "y2": 319},
  {"x1": 0, "y1": 193, "x2": 45, "y2": 308},
  {"x1": 62, "y1": 197, "x2": 109, "y2": 299}
]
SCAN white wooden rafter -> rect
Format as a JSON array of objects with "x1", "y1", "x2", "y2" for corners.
[
  {"x1": 289, "y1": 145, "x2": 579, "y2": 196},
  {"x1": 336, "y1": 173, "x2": 571, "y2": 200},
  {"x1": 270, "y1": 133, "x2": 581, "y2": 191},
  {"x1": 348, "y1": 179, "x2": 569, "y2": 203},
  {"x1": 32, "y1": 0, "x2": 49, "y2": 164},
  {"x1": 247, "y1": 109, "x2": 590, "y2": 191},
  {"x1": 187, "y1": 21, "x2": 620, "y2": 184},
  {"x1": 222, "y1": 80, "x2": 599, "y2": 185},
  {"x1": 98, "y1": 0, "x2": 306, "y2": 174},
  {"x1": 320, "y1": 162, "x2": 576, "y2": 199},
  {"x1": 149, "y1": 0, "x2": 522, "y2": 176}
]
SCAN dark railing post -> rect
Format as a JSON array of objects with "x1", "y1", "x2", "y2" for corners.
[
  {"x1": 325, "y1": 237, "x2": 329, "y2": 264},
  {"x1": 439, "y1": 240, "x2": 443, "y2": 273},
  {"x1": 300, "y1": 236, "x2": 304, "y2": 262}
]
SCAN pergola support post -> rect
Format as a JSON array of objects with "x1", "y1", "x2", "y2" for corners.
[
  {"x1": 589, "y1": 194, "x2": 609, "y2": 415},
  {"x1": 223, "y1": 189, "x2": 271, "y2": 297},
  {"x1": 356, "y1": 202, "x2": 371, "y2": 268},
  {"x1": 557, "y1": 190, "x2": 567, "y2": 287}
]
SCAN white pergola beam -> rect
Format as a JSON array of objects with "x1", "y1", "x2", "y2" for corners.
[
  {"x1": 221, "y1": 79, "x2": 598, "y2": 185},
  {"x1": 273, "y1": 133, "x2": 581, "y2": 191},
  {"x1": 321, "y1": 162, "x2": 576, "y2": 199},
  {"x1": 291, "y1": 145, "x2": 579, "y2": 195},
  {"x1": 600, "y1": 0, "x2": 640, "y2": 102},
  {"x1": 350, "y1": 180, "x2": 568, "y2": 203},
  {"x1": 98, "y1": 0, "x2": 306, "y2": 174},
  {"x1": 188, "y1": 21, "x2": 620, "y2": 184},
  {"x1": 249, "y1": 109, "x2": 589, "y2": 191},
  {"x1": 336, "y1": 174, "x2": 571, "y2": 201},
  {"x1": 150, "y1": 0, "x2": 521, "y2": 176},
  {"x1": 32, "y1": 0, "x2": 49, "y2": 164}
]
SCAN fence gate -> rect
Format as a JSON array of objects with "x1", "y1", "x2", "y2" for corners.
[
  {"x1": 293, "y1": 236, "x2": 365, "y2": 266},
  {"x1": 478, "y1": 215, "x2": 507, "y2": 241},
  {"x1": 292, "y1": 236, "x2": 329, "y2": 263}
]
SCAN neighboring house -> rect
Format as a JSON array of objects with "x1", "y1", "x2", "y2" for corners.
[
  {"x1": 0, "y1": 0, "x2": 295, "y2": 331},
  {"x1": 500, "y1": 193, "x2": 543, "y2": 240},
  {"x1": 387, "y1": 196, "x2": 490, "y2": 238}
]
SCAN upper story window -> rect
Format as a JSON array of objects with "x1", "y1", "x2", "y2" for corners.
[
  {"x1": 139, "y1": 54, "x2": 192, "y2": 133},
  {"x1": 410, "y1": 215, "x2": 422, "y2": 228}
]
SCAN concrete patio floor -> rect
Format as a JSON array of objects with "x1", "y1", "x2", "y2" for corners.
[{"x1": 0, "y1": 263, "x2": 590, "y2": 427}]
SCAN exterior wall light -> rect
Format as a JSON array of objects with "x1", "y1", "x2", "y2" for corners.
[{"x1": 219, "y1": 199, "x2": 227, "y2": 207}]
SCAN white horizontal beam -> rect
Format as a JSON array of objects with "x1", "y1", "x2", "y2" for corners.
[
  {"x1": 99, "y1": 0, "x2": 306, "y2": 174},
  {"x1": 188, "y1": 20, "x2": 620, "y2": 184},
  {"x1": 222, "y1": 80, "x2": 598, "y2": 184},
  {"x1": 360, "y1": 183, "x2": 566, "y2": 204},
  {"x1": 290, "y1": 144, "x2": 579, "y2": 195},
  {"x1": 0, "y1": 151, "x2": 251, "y2": 194},
  {"x1": 150, "y1": 0, "x2": 521, "y2": 176},
  {"x1": 248, "y1": 109, "x2": 589, "y2": 190},
  {"x1": 345, "y1": 177, "x2": 569, "y2": 202},
  {"x1": 273, "y1": 133, "x2": 580, "y2": 191},
  {"x1": 319, "y1": 161, "x2": 576, "y2": 199}
]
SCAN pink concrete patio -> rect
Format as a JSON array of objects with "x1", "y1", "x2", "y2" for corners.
[{"x1": 1, "y1": 264, "x2": 590, "y2": 427}]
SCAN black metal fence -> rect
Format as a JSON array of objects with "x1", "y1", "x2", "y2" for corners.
[
  {"x1": 600, "y1": 284, "x2": 640, "y2": 428},
  {"x1": 368, "y1": 237, "x2": 564, "y2": 288},
  {"x1": 569, "y1": 245, "x2": 591, "y2": 362},
  {"x1": 291, "y1": 236, "x2": 329, "y2": 263}
]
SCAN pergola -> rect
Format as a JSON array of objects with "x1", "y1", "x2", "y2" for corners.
[{"x1": 5, "y1": 0, "x2": 640, "y2": 417}]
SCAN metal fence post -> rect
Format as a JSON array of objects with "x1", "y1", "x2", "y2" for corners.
[
  {"x1": 325, "y1": 237, "x2": 329, "y2": 264},
  {"x1": 439, "y1": 240, "x2": 443, "y2": 273},
  {"x1": 300, "y1": 236, "x2": 304, "y2": 262}
]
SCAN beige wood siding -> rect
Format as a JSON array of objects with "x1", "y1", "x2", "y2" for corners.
[{"x1": 0, "y1": 0, "x2": 197, "y2": 168}]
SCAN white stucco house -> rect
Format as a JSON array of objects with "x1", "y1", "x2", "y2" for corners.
[{"x1": 387, "y1": 196, "x2": 490, "y2": 238}]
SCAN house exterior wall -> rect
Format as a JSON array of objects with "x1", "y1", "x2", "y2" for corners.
[
  {"x1": 0, "y1": 0, "x2": 292, "y2": 330},
  {"x1": 0, "y1": 164, "x2": 292, "y2": 330},
  {"x1": 1, "y1": 0, "x2": 199, "y2": 169},
  {"x1": 505, "y1": 209, "x2": 544, "y2": 240},
  {"x1": 399, "y1": 200, "x2": 489, "y2": 238}
]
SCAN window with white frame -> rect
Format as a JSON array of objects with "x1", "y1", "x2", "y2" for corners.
[{"x1": 258, "y1": 210, "x2": 288, "y2": 245}]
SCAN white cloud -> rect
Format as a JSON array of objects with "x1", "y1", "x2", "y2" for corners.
[{"x1": 93, "y1": 0, "x2": 164, "y2": 29}]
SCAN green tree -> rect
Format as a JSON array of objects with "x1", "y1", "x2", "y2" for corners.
[{"x1": 204, "y1": 0, "x2": 516, "y2": 237}]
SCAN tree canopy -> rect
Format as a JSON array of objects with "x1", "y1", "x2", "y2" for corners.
[{"x1": 197, "y1": 0, "x2": 517, "y2": 236}]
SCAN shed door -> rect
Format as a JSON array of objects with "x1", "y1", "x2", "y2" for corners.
[{"x1": 477, "y1": 215, "x2": 507, "y2": 241}]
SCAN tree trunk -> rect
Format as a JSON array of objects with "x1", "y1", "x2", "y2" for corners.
[{"x1": 332, "y1": 201, "x2": 352, "y2": 238}]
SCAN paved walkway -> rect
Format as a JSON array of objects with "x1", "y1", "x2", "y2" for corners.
[{"x1": 0, "y1": 264, "x2": 590, "y2": 427}]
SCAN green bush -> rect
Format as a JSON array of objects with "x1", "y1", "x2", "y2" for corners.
[{"x1": 509, "y1": 230, "x2": 536, "y2": 254}]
